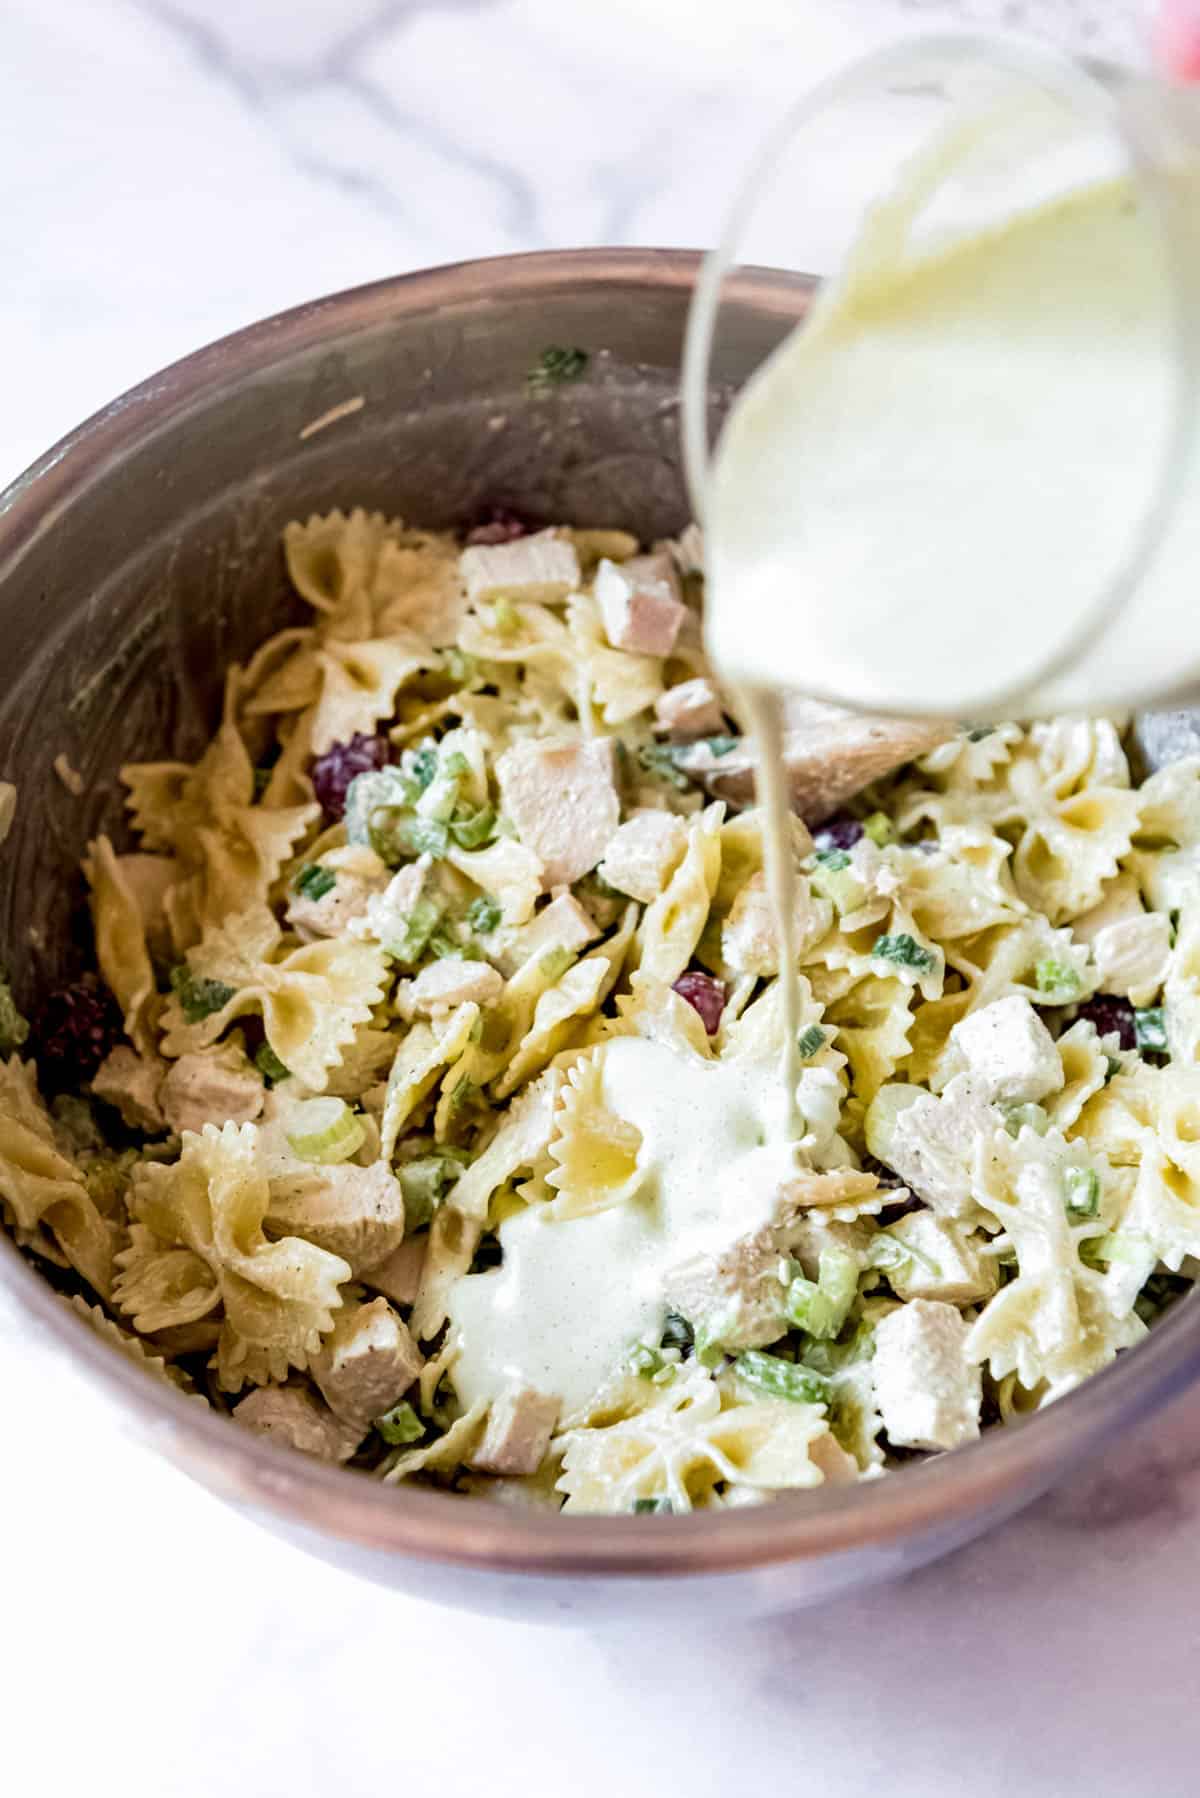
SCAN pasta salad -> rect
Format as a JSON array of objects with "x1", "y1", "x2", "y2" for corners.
[{"x1": 3, "y1": 506, "x2": 1197, "y2": 1515}]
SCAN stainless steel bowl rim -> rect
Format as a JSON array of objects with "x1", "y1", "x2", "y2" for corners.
[{"x1": 2, "y1": 248, "x2": 1198, "y2": 1581}]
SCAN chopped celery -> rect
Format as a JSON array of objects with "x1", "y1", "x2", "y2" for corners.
[
  {"x1": 406, "y1": 745, "x2": 439, "y2": 792},
  {"x1": 1000, "y1": 1101, "x2": 1050, "y2": 1138},
  {"x1": 872, "y1": 932, "x2": 935, "y2": 974},
  {"x1": 809, "y1": 855, "x2": 867, "y2": 915},
  {"x1": 1063, "y1": 1164, "x2": 1100, "y2": 1219},
  {"x1": 784, "y1": 1247, "x2": 858, "y2": 1339},
  {"x1": 169, "y1": 965, "x2": 235, "y2": 1023},
  {"x1": 465, "y1": 894, "x2": 502, "y2": 935},
  {"x1": 539, "y1": 946, "x2": 575, "y2": 981},
  {"x1": 293, "y1": 863, "x2": 336, "y2": 902},
  {"x1": 699, "y1": 735, "x2": 739, "y2": 757},
  {"x1": 1135, "y1": 1006, "x2": 1168, "y2": 1055},
  {"x1": 376, "y1": 1401, "x2": 424, "y2": 1446},
  {"x1": 391, "y1": 815, "x2": 450, "y2": 860},
  {"x1": 796, "y1": 1024, "x2": 826, "y2": 1060},
  {"x1": 864, "y1": 1083, "x2": 922, "y2": 1163},
  {"x1": 1034, "y1": 958, "x2": 1081, "y2": 1001},
  {"x1": 862, "y1": 811, "x2": 895, "y2": 847},
  {"x1": 439, "y1": 751, "x2": 470, "y2": 781},
  {"x1": 632, "y1": 1496, "x2": 674, "y2": 1514},
  {"x1": 285, "y1": 1098, "x2": 366, "y2": 1164},
  {"x1": 428, "y1": 930, "x2": 482, "y2": 961},
  {"x1": 384, "y1": 896, "x2": 444, "y2": 967},
  {"x1": 735, "y1": 1350, "x2": 830, "y2": 1405},
  {"x1": 254, "y1": 1043, "x2": 290, "y2": 1085}
]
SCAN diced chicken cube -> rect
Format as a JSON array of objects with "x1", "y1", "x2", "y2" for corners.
[
  {"x1": 949, "y1": 996, "x2": 1062, "y2": 1104},
  {"x1": 496, "y1": 738, "x2": 620, "y2": 889},
  {"x1": 886, "y1": 1212, "x2": 999, "y2": 1306},
  {"x1": 684, "y1": 695, "x2": 952, "y2": 824},
  {"x1": 286, "y1": 868, "x2": 382, "y2": 940},
  {"x1": 363, "y1": 1234, "x2": 427, "y2": 1307},
  {"x1": 160, "y1": 1046, "x2": 265, "y2": 1137},
  {"x1": 598, "y1": 811, "x2": 689, "y2": 903},
  {"x1": 654, "y1": 677, "x2": 725, "y2": 741},
  {"x1": 594, "y1": 553, "x2": 686, "y2": 657},
  {"x1": 91, "y1": 1046, "x2": 165, "y2": 1132},
  {"x1": 234, "y1": 1385, "x2": 363, "y2": 1463},
  {"x1": 782, "y1": 1215, "x2": 874, "y2": 1280},
  {"x1": 880, "y1": 1077, "x2": 995, "y2": 1218},
  {"x1": 355, "y1": 856, "x2": 431, "y2": 949},
  {"x1": 871, "y1": 1298, "x2": 981, "y2": 1450},
  {"x1": 399, "y1": 959, "x2": 503, "y2": 1019},
  {"x1": 468, "y1": 1386, "x2": 561, "y2": 1476},
  {"x1": 311, "y1": 1297, "x2": 424, "y2": 1433},
  {"x1": 512, "y1": 891, "x2": 601, "y2": 966},
  {"x1": 1090, "y1": 914, "x2": 1172, "y2": 1007},
  {"x1": 664, "y1": 1209, "x2": 794, "y2": 1352},
  {"x1": 266, "y1": 1160, "x2": 405, "y2": 1275},
  {"x1": 721, "y1": 871, "x2": 832, "y2": 975},
  {"x1": 460, "y1": 528, "x2": 580, "y2": 605}
]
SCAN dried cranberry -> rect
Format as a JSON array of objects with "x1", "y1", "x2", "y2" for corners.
[
  {"x1": 813, "y1": 814, "x2": 863, "y2": 852},
  {"x1": 466, "y1": 507, "x2": 530, "y2": 546},
  {"x1": 672, "y1": 970, "x2": 727, "y2": 1035},
  {"x1": 36, "y1": 976, "x2": 122, "y2": 1091},
  {"x1": 311, "y1": 731, "x2": 390, "y2": 821},
  {"x1": 1075, "y1": 994, "x2": 1136, "y2": 1051}
]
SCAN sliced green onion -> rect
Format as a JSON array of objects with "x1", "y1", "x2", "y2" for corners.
[
  {"x1": 1034, "y1": 958, "x2": 1081, "y2": 1001},
  {"x1": 376, "y1": 1401, "x2": 424, "y2": 1446},
  {"x1": 661, "y1": 1311, "x2": 694, "y2": 1353},
  {"x1": 796, "y1": 1024, "x2": 826, "y2": 1060},
  {"x1": 872, "y1": 933, "x2": 935, "y2": 974},
  {"x1": 632, "y1": 1496, "x2": 673, "y2": 1514},
  {"x1": 254, "y1": 1042, "x2": 290, "y2": 1085},
  {"x1": 449, "y1": 803, "x2": 497, "y2": 849},
  {"x1": 1135, "y1": 1006, "x2": 1168, "y2": 1056},
  {"x1": 1063, "y1": 1165, "x2": 1100, "y2": 1220},
  {"x1": 636, "y1": 743, "x2": 692, "y2": 791},
  {"x1": 735, "y1": 1350, "x2": 830, "y2": 1405},
  {"x1": 529, "y1": 345, "x2": 588, "y2": 388},
  {"x1": 406, "y1": 745, "x2": 439, "y2": 792},
  {"x1": 628, "y1": 1343, "x2": 666, "y2": 1379},
  {"x1": 398, "y1": 1152, "x2": 467, "y2": 1230},
  {"x1": 465, "y1": 894, "x2": 502, "y2": 935},
  {"x1": 284, "y1": 1098, "x2": 366, "y2": 1165},
  {"x1": 700, "y1": 735, "x2": 739, "y2": 757},
  {"x1": 294, "y1": 863, "x2": 337, "y2": 902},
  {"x1": 391, "y1": 815, "x2": 450, "y2": 860},
  {"x1": 966, "y1": 725, "x2": 995, "y2": 743},
  {"x1": 169, "y1": 965, "x2": 236, "y2": 1023},
  {"x1": 862, "y1": 811, "x2": 895, "y2": 847},
  {"x1": 813, "y1": 847, "x2": 851, "y2": 872}
]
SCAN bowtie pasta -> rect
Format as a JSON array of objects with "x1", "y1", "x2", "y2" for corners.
[{"x1": 3, "y1": 509, "x2": 1198, "y2": 1516}]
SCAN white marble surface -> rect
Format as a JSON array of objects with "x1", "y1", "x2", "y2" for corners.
[{"x1": 3, "y1": 2, "x2": 1197, "y2": 1794}]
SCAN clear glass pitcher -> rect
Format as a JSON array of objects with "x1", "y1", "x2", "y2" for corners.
[{"x1": 682, "y1": 33, "x2": 1200, "y2": 718}]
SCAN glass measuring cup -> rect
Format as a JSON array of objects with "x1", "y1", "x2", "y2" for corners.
[{"x1": 682, "y1": 33, "x2": 1200, "y2": 720}]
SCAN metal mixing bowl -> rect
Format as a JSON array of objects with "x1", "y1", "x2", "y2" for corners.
[{"x1": 1, "y1": 249, "x2": 1197, "y2": 1621}]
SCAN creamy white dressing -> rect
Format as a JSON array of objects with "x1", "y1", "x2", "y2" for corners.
[
  {"x1": 448, "y1": 1036, "x2": 801, "y2": 1417},
  {"x1": 706, "y1": 173, "x2": 1184, "y2": 718}
]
